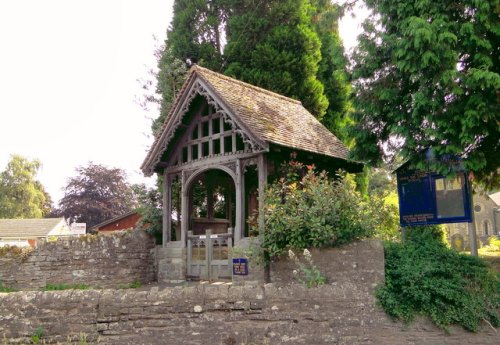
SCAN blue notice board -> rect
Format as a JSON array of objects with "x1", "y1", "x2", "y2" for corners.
[
  {"x1": 397, "y1": 169, "x2": 472, "y2": 226},
  {"x1": 232, "y1": 258, "x2": 248, "y2": 276}
]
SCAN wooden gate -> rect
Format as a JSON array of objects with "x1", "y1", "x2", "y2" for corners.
[{"x1": 187, "y1": 228, "x2": 233, "y2": 280}]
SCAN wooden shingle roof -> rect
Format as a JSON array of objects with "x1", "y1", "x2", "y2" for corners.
[
  {"x1": 0, "y1": 218, "x2": 66, "y2": 238},
  {"x1": 142, "y1": 65, "x2": 352, "y2": 175}
]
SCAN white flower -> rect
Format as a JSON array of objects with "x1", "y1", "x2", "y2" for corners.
[
  {"x1": 292, "y1": 269, "x2": 298, "y2": 275},
  {"x1": 288, "y1": 249, "x2": 296, "y2": 260},
  {"x1": 303, "y1": 248, "x2": 311, "y2": 259}
]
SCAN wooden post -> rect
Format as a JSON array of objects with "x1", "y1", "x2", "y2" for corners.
[
  {"x1": 258, "y1": 154, "x2": 267, "y2": 233},
  {"x1": 257, "y1": 154, "x2": 270, "y2": 282},
  {"x1": 235, "y1": 159, "x2": 243, "y2": 243},
  {"x1": 187, "y1": 230, "x2": 193, "y2": 277},
  {"x1": 206, "y1": 229, "x2": 212, "y2": 281},
  {"x1": 468, "y1": 192, "x2": 478, "y2": 257},
  {"x1": 163, "y1": 174, "x2": 172, "y2": 247},
  {"x1": 181, "y1": 171, "x2": 188, "y2": 246}
]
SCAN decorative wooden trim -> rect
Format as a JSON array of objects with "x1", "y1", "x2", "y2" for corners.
[{"x1": 143, "y1": 78, "x2": 267, "y2": 176}]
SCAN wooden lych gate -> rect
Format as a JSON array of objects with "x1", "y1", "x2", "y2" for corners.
[
  {"x1": 140, "y1": 65, "x2": 361, "y2": 282},
  {"x1": 187, "y1": 228, "x2": 233, "y2": 280}
]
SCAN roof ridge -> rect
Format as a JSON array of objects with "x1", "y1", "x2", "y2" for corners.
[{"x1": 192, "y1": 65, "x2": 303, "y2": 106}]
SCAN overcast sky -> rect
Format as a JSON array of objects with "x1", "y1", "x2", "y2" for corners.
[{"x1": 0, "y1": 0, "x2": 367, "y2": 205}]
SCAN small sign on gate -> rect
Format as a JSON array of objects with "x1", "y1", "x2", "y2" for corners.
[{"x1": 232, "y1": 258, "x2": 248, "y2": 276}]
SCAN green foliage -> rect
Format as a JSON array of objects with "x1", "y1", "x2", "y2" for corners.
[
  {"x1": 129, "y1": 279, "x2": 142, "y2": 289},
  {"x1": 351, "y1": 0, "x2": 500, "y2": 190},
  {"x1": 118, "y1": 279, "x2": 142, "y2": 289},
  {"x1": 260, "y1": 160, "x2": 373, "y2": 260},
  {"x1": 0, "y1": 281, "x2": 16, "y2": 293},
  {"x1": 133, "y1": 183, "x2": 163, "y2": 244},
  {"x1": 0, "y1": 154, "x2": 52, "y2": 219},
  {"x1": 42, "y1": 283, "x2": 90, "y2": 291},
  {"x1": 55, "y1": 163, "x2": 137, "y2": 228},
  {"x1": 312, "y1": 0, "x2": 354, "y2": 145},
  {"x1": 369, "y1": 191, "x2": 401, "y2": 242},
  {"x1": 31, "y1": 326, "x2": 44, "y2": 344},
  {"x1": 152, "y1": 47, "x2": 189, "y2": 135},
  {"x1": 225, "y1": 0, "x2": 328, "y2": 118},
  {"x1": 378, "y1": 226, "x2": 499, "y2": 332},
  {"x1": 480, "y1": 236, "x2": 500, "y2": 253},
  {"x1": 289, "y1": 249, "x2": 326, "y2": 288},
  {"x1": 167, "y1": 0, "x2": 226, "y2": 70}
]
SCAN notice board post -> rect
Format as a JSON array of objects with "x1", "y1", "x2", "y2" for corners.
[{"x1": 468, "y1": 192, "x2": 478, "y2": 257}]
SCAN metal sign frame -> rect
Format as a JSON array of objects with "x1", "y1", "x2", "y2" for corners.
[{"x1": 397, "y1": 169, "x2": 472, "y2": 227}]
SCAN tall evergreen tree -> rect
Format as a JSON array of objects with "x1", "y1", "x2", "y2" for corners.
[
  {"x1": 351, "y1": 0, "x2": 499, "y2": 190},
  {"x1": 153, "y1": 47, "x2": 188, "y2": 135},
  {"x1": 167, "y1": 0, "x2": 227, "y2": 70},
  {"x1": 224, "y1": 0, "x2": 328, "y2": 119},
  {"x1": 153, "y1": 0, "x2": 354, "y2": 135},
  {"x1": 312, "y1": 0, "x2": 353, "y2": 145},
  {"x1": 151, "y1": 0, "x2": 229, "y2": 134}
]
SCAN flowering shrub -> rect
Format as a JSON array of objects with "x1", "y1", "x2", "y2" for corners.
[{"x1": 259, "y1": 159, "x2": 374, "y2": 260}]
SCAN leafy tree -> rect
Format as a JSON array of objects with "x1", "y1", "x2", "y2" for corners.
[
  {"x1": 56, "y1": 163, "x2": 137, "y2": 228},
  {"x1": 133, "y1": 183, "x2": 163, "y2": 243},
  {"x1": 351, "y1": 0, "x2": 500, "y2": 190},
  {"x1": 0, "y1": 154, "x2": 51, "y2": 218},
  {"x1": 224, "y1": 0, "x2": 328, "y2": 118}
]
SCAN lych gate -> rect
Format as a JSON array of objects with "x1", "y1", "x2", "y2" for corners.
[{"x1": 141, "y1": 65, "x2": 360, "y2": 282}]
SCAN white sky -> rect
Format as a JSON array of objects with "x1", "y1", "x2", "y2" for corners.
[{"x1": 0, "y1": 0, "x2": 367, "y2": 205}]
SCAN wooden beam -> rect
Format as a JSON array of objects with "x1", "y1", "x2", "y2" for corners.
[
  {"x1": 258, "y1": 154, "x2": 268, "y2": 233},
  {"x1": 181, "y1": 171, "x2": 188, "y2": 246},
  {"x1": 235, "y1": 159, "x2": 243, "y2": 243}
]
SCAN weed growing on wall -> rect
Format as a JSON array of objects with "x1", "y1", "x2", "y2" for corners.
[
  {"x1": 377, "y1": 226, "x2": 499, "y2": 332},
  {"x1": 288, "y1": 249, "x2": 326, "y2": 288},
  {"x1": 42, "y1": 283, "x2": 90, "y2": 291},
  {"x1": 0, "y1": 281, "x2": 16, "y2": 293},
  {"x1": 30, "y1": 326, "x2": 44, "y2": 344}
]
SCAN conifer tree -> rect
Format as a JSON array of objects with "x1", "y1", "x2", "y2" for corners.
[
  {"x1": 312, "y1": 0, "x2": 353, "y2": 145},
  {"x1": 224, "y1": 0, "x2": 328, "y2": 119}
]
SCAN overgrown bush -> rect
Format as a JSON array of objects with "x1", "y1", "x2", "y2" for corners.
[
  {"x1": 377, "y1": 226, "x2": 499, "y2": 332},
  {"x1": 369, "y1": 191, "x2": 401, "y2": 242},
  {"x1": 259, "y1": 160, "x2": 374, "y2": 260},
  {"x1": 480, "y1": 236, "x2": 500, "y2": 253}
]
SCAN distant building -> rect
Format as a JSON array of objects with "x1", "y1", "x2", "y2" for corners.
[
  {"x1": 447, "y1": 192, "x2": 500, "y2": 250},
  {"x1": 90, "y1": 211, "x2": 141, "y2": 234},
  {"x1": 0, "y1": 218, "x2": 72, "y2": 248}
]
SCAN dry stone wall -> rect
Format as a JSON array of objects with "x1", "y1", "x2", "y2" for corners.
[
  {"x1": 0, "y1": 239, "x2": 497, "y2": 344},
  {"x1": 0, "y1": 283, "x2": 497, "y2": 344},
  {"x1": 0, "y1": 231, "x2": 156, "y2": 290}
]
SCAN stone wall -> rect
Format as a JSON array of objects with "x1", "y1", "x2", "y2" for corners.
[
  {"x1": 0, "y1": 239, "x2": 497, "y2": 344},
  {"x1": 0, "y1": 231, "x2": 156, "y2": 290},
  {"x1": 0, "y1": 282, "x2": 497, "y2": 344},
  {"x1": 156, "y1": 243, "x2": 187, "y2": 282}
]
